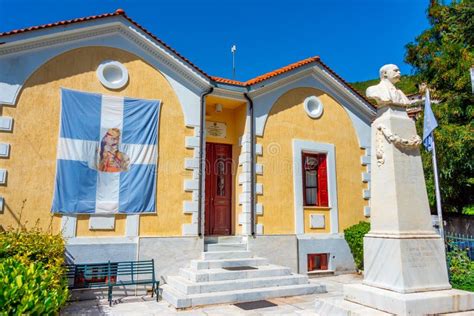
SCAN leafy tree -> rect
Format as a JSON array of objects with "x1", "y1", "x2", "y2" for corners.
[{"x1": 405, "y1": 0, "x2": 474, "y2": 214}]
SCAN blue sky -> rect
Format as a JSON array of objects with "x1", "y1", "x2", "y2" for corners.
[{"x1": 0, "y1": 0, "x2": 430, "y2": 82}]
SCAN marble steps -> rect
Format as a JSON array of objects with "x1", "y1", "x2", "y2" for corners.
[
  {"x1": 163, "y1": 239, "x2": 326, "y2": 308},
  {"x1": 204, "y1": 242, "x2": 246, "y2": 252},
  {"x1": 166, "y1": 274, "x2": 309, "y2": 295},
  {"x1": 202, "y1": 250, "x2": 252, "y2": 260},
  {"x1": 162, "y1": 282, "x2": 325, "y2": 309},
  {"x1": 179, "y1": 264, "x2": 292, "y2": 282},
  {"x1": 190, "y1": 257, "x2": 267, "y2": 270},
  {"x1": 204, "y1": 236, "x2": 243, "y2": 244}
]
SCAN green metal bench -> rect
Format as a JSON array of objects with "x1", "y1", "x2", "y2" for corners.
[{"x1": 66, "y1": 259, "x2": 159, "y2": 306}]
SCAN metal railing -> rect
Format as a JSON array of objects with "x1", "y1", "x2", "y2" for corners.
[{"x1": 446, "y1": 233, "x2": 474, "y2": 260}]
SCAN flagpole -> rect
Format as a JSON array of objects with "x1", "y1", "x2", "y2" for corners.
[
  {"x1": 431, "y1": 136, "x2": 444, "y2": 239},
  {"x1": 231, "y1": 45, "x2": 236, "y2": 80},
  {"x1": 432, "y1": 133, "x2": 449, "y2": 279}
]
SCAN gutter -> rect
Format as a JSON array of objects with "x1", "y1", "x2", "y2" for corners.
[
  {"x1": 197, "y1": 86, "x2": 256, "y2": 238},
  {"x1": 198, "y1": 87, "x2": 214, "y2": 237},
  {"x1": 244, "y1": 93, "x2": 256, "y2": 237}
]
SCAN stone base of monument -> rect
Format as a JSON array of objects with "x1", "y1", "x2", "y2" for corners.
[
  {"x1": 343, "y1": 283, "x2": 474, "y2": 315},
  {"x1": 314, "y1": 296, "x2": 393, "y2": 316},
  {"x1": 363, "y1": 234, "x2": 452, "y2": 293},
  {"x1": 314, "y1": 235, "x2": 474, "y2": 315},
  {"x1": 315, "y1": 286, "x2": 474, "y2": 316}
]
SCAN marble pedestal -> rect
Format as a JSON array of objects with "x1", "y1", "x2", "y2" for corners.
[
  {"x1": 344, "y1": 283, "x2": 474, "y2": 315},
  {"x1": 363, "y1": 234, "x2": 450, "y2": 293},
  {"x1": 342, "y1": 234, "x2": 474, "y2": 315}
]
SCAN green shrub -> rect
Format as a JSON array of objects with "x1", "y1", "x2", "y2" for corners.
[
  {"x1": 0, "y1": 229, "x2": 69, "y2": 314},
  {"x1": 344, "y1": 221, "x2": 371, "y2": 271},
  {"x1": 448, "y1": 246, "x2": 474, "y2": 292},
  {"x1": 0, "y1": 258, "x2": 68, "y2": 315},
  {"x1": 0, "y1": 229, "x2": 65, "y2": 270}
]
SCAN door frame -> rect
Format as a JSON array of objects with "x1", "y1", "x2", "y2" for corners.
[{"x1": 204, "y1": 142, "x2": 233, "y2": 236}]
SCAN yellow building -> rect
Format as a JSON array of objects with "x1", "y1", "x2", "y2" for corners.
[{"x1": 0, "y1": 10, "x2": 375, "y2": 302}]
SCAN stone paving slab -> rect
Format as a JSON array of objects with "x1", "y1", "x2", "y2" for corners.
[{"x1": 61, "y1": 274, "x2": 362, "y2": 315}]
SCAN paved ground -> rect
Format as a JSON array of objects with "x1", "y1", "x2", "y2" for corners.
[{"x1": 61, "y1": 274, "x2": 362, "y2": 315}]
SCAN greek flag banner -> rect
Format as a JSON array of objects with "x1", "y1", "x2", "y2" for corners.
[
  {"x1": 422, "y1": 89, "x2": 438, "y2": 152},
  {"x1": 52, "y1": 88, "x2": 160, "y2": 214}
]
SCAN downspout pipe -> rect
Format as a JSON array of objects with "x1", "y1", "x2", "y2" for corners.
[
  {"x1": 244, "y1": 93, "x2": 256, "y2": 237},
  {"x1": 198, "y1": 87, "x2": 214, "y2": 237}
]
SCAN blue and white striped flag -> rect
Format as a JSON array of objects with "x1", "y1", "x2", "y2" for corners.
[
  {"x1": 422, "y1": 89, "x2": 438, "y2": 152},
  {"x1": 52, "y1": 88, "x2": 160, "y2": 214}
]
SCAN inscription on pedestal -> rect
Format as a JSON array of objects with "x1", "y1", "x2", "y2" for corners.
[{"x1": 405, "y1": 245, "x2": 435, "y2": 269}]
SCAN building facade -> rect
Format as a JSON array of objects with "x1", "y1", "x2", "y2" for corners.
[{"x1": 0, "y1": 10, "x2": 375, "y2": 279}]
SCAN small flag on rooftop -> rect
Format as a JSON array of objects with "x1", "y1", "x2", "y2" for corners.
[{"x1": 231, "y1": 44, "x2": 237, "y2": 79}]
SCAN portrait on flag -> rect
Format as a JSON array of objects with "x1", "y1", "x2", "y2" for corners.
[{"x1": 52, "y1": 88, "x2": 160, "y2": 214}]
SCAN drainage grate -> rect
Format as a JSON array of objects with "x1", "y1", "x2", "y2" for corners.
[
  {"x1": 234, "y1": 300, "x2": 278, "y2": 310},
  {"x1": 222, "y1": 266, "x2": 258, "y2": 271}
]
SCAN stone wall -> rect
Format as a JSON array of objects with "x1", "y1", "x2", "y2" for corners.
[
  {"x1": 248, "y1": 235, "x2": 298, "y2": 272},
  {"x1": 297, "y1": 234, "x2": 356, "y2": 274}
]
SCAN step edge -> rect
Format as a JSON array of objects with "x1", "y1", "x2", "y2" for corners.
[
  {"x1": 191, "y1": 257, "x2": 268, "y2": 264},
  {"x1": 180, "y1": 265, "x2": 291, "y2": 275},
  {"x1": 168, "y1": 273, "x2": 308, "y2": 288},
  {"x1": 186, "y1": 282, "x2": 325, "y2": 298},
  {"x1": 169, "y1": 277, "x2": 310, "y2": 295}
]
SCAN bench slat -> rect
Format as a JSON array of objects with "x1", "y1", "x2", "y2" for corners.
[{"x1": 66, "y1": 259, "x2": 158, "y2": 306}]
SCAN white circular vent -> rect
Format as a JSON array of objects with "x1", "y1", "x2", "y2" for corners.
[
  {"x1": 304, "y1": 96, "x2": 324, "y2": 119},
  {"x1": 97, "y1": 60, "x2": 129, "y2": 90}
]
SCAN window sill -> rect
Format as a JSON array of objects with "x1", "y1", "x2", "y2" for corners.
[
  {"x1": 307, "y1": 270, "x2": 335, "y2": 277},
  {"x1": 303, "y1": 206, "x2": 331, "y2": 210}
]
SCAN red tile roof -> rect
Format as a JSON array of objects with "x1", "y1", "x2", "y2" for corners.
[
  {"x1": 0, "y1": 9, "x2": 374, "y2": 109},
  {"x1": 211, "y1": 57, "x2": 374, "y2": 108},
  {"x1": 247, "y1": 56, "x2": 320, "y2": 86},
  {"x1": 211, "y1": 77, "x2": 246, "y2": 86},
  {"x1": 0, "y1": 11, "x2": 123, "y2": 37},
  {"x1": 0, "y1": 9, "x2": 210, "y2": 79},
  {"x1": 211, "y1": 56, "x2": 319, "y2": 87}
]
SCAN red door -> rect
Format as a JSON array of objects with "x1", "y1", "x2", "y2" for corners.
[{"x1": 205, "y1": 143, "x2": 232, "y2": 236}]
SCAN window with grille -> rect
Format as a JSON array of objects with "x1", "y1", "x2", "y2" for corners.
[
  {"x1": 308, "y1": 253, "x2": 328, "y2": 271},
  {"x1": 302, "y1": 152, "x2": 328, "y2": 207}
]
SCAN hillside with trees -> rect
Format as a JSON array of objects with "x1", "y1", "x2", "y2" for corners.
[{"x1": 351, "y1": 75, "x2": 418, "y2": 96}]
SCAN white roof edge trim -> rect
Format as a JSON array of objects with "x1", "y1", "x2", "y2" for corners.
[
  {"x1": 247, "y1": 64, "x2": 375, "y2": 121},
  {"x1": 0, "y1": 16, "x2": 211, "y2": 89},
  {"x1": 313, "y1": 63, "x2": 375, "y2": 117},
  {"x1": 0, "y1": 17, "x2": 125, "y2": 47}
]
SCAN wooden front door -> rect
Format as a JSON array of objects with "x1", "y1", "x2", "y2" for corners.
[{"x1": 205, "y1": 143, "x2": 232, "y2": 236}]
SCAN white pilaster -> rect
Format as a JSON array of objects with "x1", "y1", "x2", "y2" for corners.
[
  {"x1": 0, "y1": 169, "x2": 6, "y2": 184},
  {"x1": 361, "y1": 146, "x2": 371, "y2": 217},
  {"x1": 237, "y1": 130, "x2": 253, "y2": 236},
  {"x1": 125, "y1": 214, "x2": 139, "y2": 237},
  {"x1": 61, "y1": 215, "x2": 77, "y2": 239},
  {"x1": 0, "y1": 116, "x2": 13, "y2": 132},
  {"x1": 0, "y1": 143, "x2": 10, "y2": 157},
  {"x1": 182, "y1": 126, "x2": 200, "y2": 236}
]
